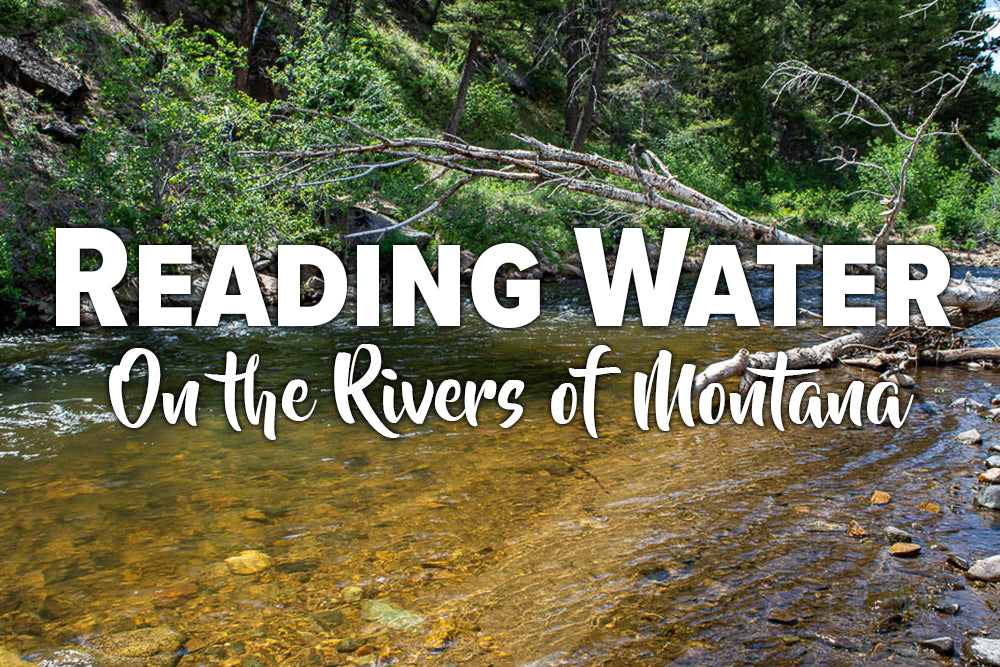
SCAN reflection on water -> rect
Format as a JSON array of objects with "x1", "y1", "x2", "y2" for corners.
[{"x1": 0, "y1": 273, "x2": 998, "y2": 665}]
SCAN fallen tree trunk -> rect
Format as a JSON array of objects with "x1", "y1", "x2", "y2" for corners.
[{"x1": 248, "y1": 120, "x2": 1000, "y2": 384}]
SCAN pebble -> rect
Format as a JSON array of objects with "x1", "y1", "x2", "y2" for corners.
[
  {"x1": 889, "y1": 542, "x2": 921, "y2": 557},
  {"x1": 884, "y1": 526, "x2": 913, "y2": 542},
  {"x1": 335, "y1": 637, "x2": 366, "y2": 653},
  {"x1": 847, "y1": 521, "x2": 867, "y2": 538},
  {"x1": 957, "y1": 428, "x2": 983, "y2": 444},
  {"x1": 986, "y1": 456, "x2": 1000, "y2": 469},
  {"x1": 916, "y1": 501, "x2": 941, "y2": 513},
  {"x1": 980, "y1": 468, "x2": 1000, "y2": 485},
  {"x1": 341, "y1": 585, "x2": 364, "y2": 602},
  {"x1": 241, "y1": 508, "x2": 268, "y2": 523},
  {"x1": 964, "y1": 637, "x2": 1000, "y2": 666},
  {"x1": 967, "y1": 555, "x2": 1000, "y2": 582},
  {"x1": 950, "y1": 397, "x2": 987, "y2": 411},
  {"x1": 933, "y1": 601, "x2": 961, "y2": 616},
  {"x1": 989, "y1": 443, "x2": 1000, "y2": 455},
  {"x1": 224, "y1": 550, "x2": 273, "y2": 575},
  {"x1": 917, "y1": 636, "x2": 954, "y2": 656},
  {"x1": 870, "y1": 490, "x2": 892, "y2": 505},
  {"x1": 976, "y1": 484, "x2": 1000, "y2": 510},
  {"x1": 313, "y1": 609, "x2": 345, "y2": 630},
  {"x1": 947, "y1": 555, "x2": 971, "y2": 571}
]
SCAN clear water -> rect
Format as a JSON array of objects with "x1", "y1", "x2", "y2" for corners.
[{"x1": 0, "y1": 272, "x2": 998, "y2": 665}]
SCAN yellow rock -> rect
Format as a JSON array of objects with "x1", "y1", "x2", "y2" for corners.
[
  {"x1": 917, "y1": 502, "x2": 941, "y2": 513},
  {"x1": 889, "y1": 542, "x2": 921, "y2": 557},
  {"x1": 847, "y1": 521, "x2": 867, "y2": 538},
  {"x1": 423, "y1": 618, "x2": 459, "y2": 651},
  {"x1": 870, "y1": 490, "x2": 892, "y2": 505},
  {"x1": 225, "y1": 550, "x2": 273, "y2": 575}
]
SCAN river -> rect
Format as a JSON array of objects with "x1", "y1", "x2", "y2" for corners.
[{"x1": 0, "y1": 271, "x2": 998, "y2": 665}]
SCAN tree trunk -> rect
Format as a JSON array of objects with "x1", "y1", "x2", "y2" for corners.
[
  {"x1": 561, "y1": 5, "x2": 584, "y2": 143},
  {"x1": 235, "y1": 0, "x2": 256, "y2": 93},
  {"x1": 446, "y1": 33, "x2": 479, "y2": 137},
  {"x1": 428, "y1": 0, "x2": 443, "y2": 27},
  {"x1": 570, "y1": 0, "x2": 615, "y2": 151}
]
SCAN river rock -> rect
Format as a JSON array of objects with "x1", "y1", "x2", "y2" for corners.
[
  {"x1": 340, "y1": 585, "x2": 364, "y2": 602},
  {"x1": 967, "y1": 555, "x2": 1000, "y2": 582},
  {"x1": 86, "y1": 627, "x2": 183, "y2": 667},
  {"x1": 965, "y1": 637, "x2": 1000, "y2": 666},
  {"x1": 361, "y1": 599, "x2": 425, "y2": 632},
  {"x1": 884, "y1": 526, "x2": 913, "y2": 542},
  {"x1": 847, "y1": 521, "x2": 867, "y2": 538},
  {"x1": 313, "y1": 609, "x2": 344, "y2": 630},
  {"x1": 976, "y1": 484, "x2": 1000, "y2": 510},
  {"x1": 918, "y1": 636, "x2": 954, "y2": 656},
  {"x1": 980, "y1": 468, "x2": 1000, "y2": 485},
  {"x1": 804, "y1": 520, "x2": 848, "y2": 533},
  {"x1": 870, "y1": 490, "x2": 892, "y2": 505},
  {"x1": 889, "y1": 542, "x2": 921, "y2": 557},
  {"x1": 957, "y1": 428, "x2": 983, "y2": 444},
  {"x1": 987, "y1": 456, "x2": 1000, "y2": 469},
  {"x1": 224, "y1": 550, "x2": 272, "y2": 575},
  {"x1": 947, "y1": 554, "x2": 971, "y2": 571},
  {"x1": 950, "y1": 397, "x2": 987, "y2": 411},
  {"x1": 335, "y1": 637, "x2": 366, "y2": 653},
  {"x1": 33, "y1": 648, "x2": 99, "y2": 666}
]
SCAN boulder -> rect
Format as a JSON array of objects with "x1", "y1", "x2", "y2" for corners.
[
  {"x1": 976, "y1": 484, "x2": 1000, "y2": 510},
  {"x1": 967, "y1": 555, "x2": 1000, "y2": 582},
  {"x1": 964, "y1": 637, "x2": 1000, "y2": 666},
  {"x1": 0, "y1": 38, "x2": 85, "y2": 103}
]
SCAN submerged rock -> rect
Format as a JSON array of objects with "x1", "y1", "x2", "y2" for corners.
[
  {"x1": 976, "y1": 485, "x2": 1000, "y2": 510},
  {"x1": 804, "y1": 520, "x2": 848, "y2": 533},
  {"x1": 917, "y1": 636, "x2": 954, "y2": 656},
  {"x1": 224, "y1": 550, "x2": 272, "y2": 575},
  {"x1": 947, "y1": 554, "x2": 971, "y2": 571},
  {"x1": 967, "y1": 555, "x2": 1000, "y2": 582},
  {"x1": 90, "y1": 627, "x2": 183, "y2": 665},
  {"x1": 957, "y1": 428, "x2": 983, "y2": 445},
  {"x1": 340, "y1": 585, "x2": 364, "y2": 602},
  {"x1": 361, "y1": 599, "x2": 425, "y2": 632},
  {"x1": 965, "y1": 637, "x2": 1000, "y2": 666}
]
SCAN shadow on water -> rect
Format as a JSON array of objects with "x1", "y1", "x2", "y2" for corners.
[{"x1": 0, "y1": 271, "x2": 997, "y2": 664}]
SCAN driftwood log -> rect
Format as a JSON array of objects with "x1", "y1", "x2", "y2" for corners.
[{"x1": 246, "y1": 116, "x2": 1000, "y2": 387}]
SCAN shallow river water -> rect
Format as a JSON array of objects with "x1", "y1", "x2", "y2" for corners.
[{"x1": 0, "y1": 272, "x2": 998, "y2": 666}]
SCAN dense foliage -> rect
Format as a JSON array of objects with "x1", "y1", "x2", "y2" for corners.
[{"x1": 1, "y1": 0, "x2": 1000, "y2": 320}]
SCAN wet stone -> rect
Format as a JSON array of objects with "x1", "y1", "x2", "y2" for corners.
[
  {"x1": 152, "y1": 582, "x2": 198, "y2": 608},
  {"x1": 933, "y1": 601, "x2": 961, "y2": 616},
  {"x1": 335, "y1": 638, "x2": 366, "y2": 653},
  {"x1": 225, "y1": 550, "x2": 272, "y2": 575},
  {"x1": 986, "y1": 456, "x2": 1000, "y2": 469},
  {"x1": 804, "y1": 520, "x2": 848, "y2": 533},
  {"x1": 918, "y1": 636, "x2": 954, "y2": 656},
  {"x1": 980, "y1": 468, "x2": 1000, "y2": 485},
  {"x1": 965, "y1": 637, "x2": 1000, "y2": 666},
  {"x1": 340, "y1": 585, "x2": 364, "y2": 602},
  {"x1": 870, "y1": 490, "x2": 892, "y2": 506},
  {"x1": 976, "y1": 485, "x2": 1000, "y2": 510},
  {"x1": 957, "y1": 429, "x2": 983, "y2": 445},
  {"x1": 313, "y1": 609, "x2": 345, "y2": 631},
  {"x1": 766, "y1": 610, "x2": 799, "y2": 626},
  {"x1": 361, "y1": 599, "x2": 425, "y2": 632},
  {"x1": 967, "y1": 555, "x2": 1000, "y2": 582},
  {"x1": 946, "y1": 555, "x2": 971, "y2": 571},
  {"x1": 889, "y1": 542, "x2": 921, "y2": 558},
  {"x1": 876, "y1": 613, "x2": 907, "y2": 633},
  {"x1": 884, "y1": 526, "x2": 913, "y2": 543}
]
